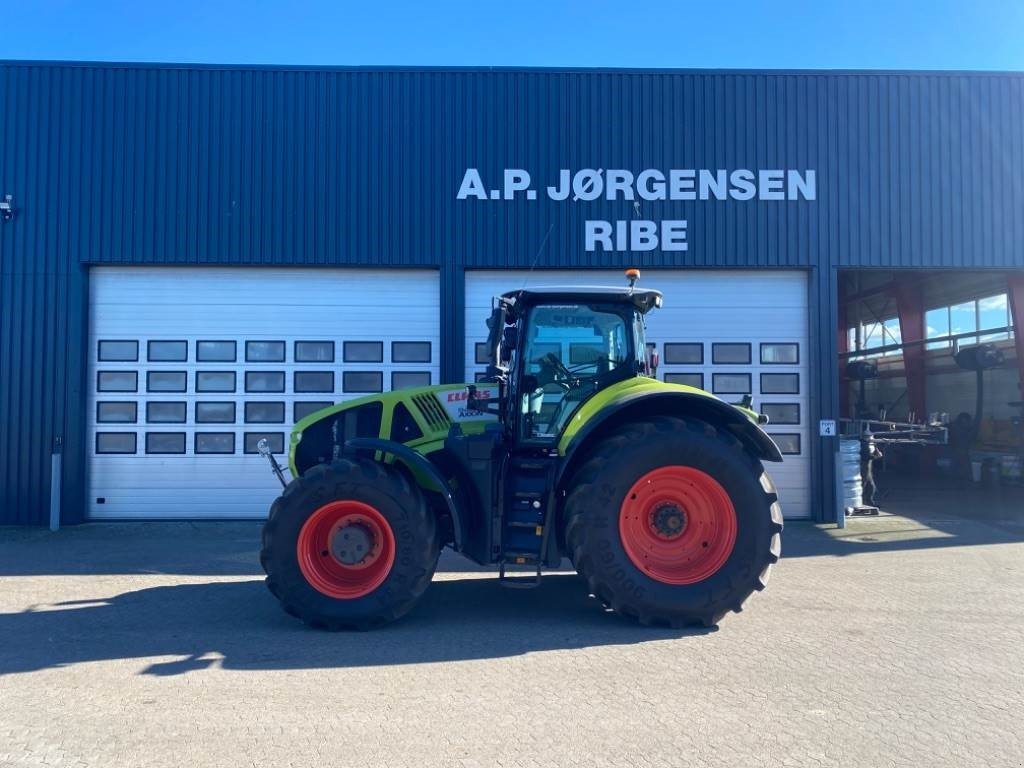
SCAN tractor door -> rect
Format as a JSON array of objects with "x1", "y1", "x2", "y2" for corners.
[{"x1": 514, "y1": 303, "x2": 635, "y2": 444}]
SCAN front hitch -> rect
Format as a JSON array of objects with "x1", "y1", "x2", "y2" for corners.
[{"x1": 257, "y1": 439, "x2": 290, "y2": 489}]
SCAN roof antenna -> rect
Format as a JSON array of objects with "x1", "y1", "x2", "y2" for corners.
[
  {"x1": 626, "y1": 267, "x2": 640, "y2": 293},
  {"x1": 521, "y1": 220, "x2": 556, "y2": 289}
]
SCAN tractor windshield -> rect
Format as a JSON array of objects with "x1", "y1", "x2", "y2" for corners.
[{"x1": 518, "y1": 303, "x2": 635, "y2": 440}]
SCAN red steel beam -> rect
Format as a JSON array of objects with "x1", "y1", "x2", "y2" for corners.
[
  {"x1": 893, "y1": 278, "x2": 927, "y2": 422},
  {"x1": 838, "y1": 299, "x2": 850, "y2": 417},
  {"x1": 1008, "y1": 273, "x2": 1024, "y2": 404}
]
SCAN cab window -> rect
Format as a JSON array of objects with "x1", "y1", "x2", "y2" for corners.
[{"x1": 519, "y1": 304, "x2": 631, "y2": 440}]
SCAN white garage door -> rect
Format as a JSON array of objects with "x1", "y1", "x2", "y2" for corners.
[
  {"x1": 465, "y1": 270, "x2": 811, "y2": 519},
  {"x1": 87, "y1": 267, "x2": 440, "y2": 519}
]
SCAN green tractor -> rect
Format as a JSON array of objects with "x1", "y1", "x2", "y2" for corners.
[{"x1": 258, "y1": 273, "x2": 783, "y2": 629}]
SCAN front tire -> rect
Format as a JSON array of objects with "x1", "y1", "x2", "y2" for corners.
[
  {"x1": 563, "y1": 416, "x2": 783, "y2": 627},
  {"x1": 260, "y1": 458, "x2": 440, "y2": 630}
]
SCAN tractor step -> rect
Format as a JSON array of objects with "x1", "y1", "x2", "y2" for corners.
[{"x1": 498, "y1": 553, "x2": 542, "y2": 589}]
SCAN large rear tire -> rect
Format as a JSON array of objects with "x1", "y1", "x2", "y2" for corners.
[
  {"x1": 260, "y1": 458, "x2": 440, "y2": 630},
  {"x1": 563, "y1": 416, "x2": 783, "y2": 627}
]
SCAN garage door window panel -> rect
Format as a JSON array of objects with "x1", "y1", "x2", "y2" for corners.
[
  {"x1": 244, "y1": 432, "x2": 285, "y2": 454},
  {"x1": 96, "y1": 432, "x2": 137, "y2": 454},
  {"x1": 146, "y1": 432, "x2": 186, "y2": 454},
  {"x1": 773, "y1": 433, "x2": 802, "y2": 455},
  {"x1": 712, "y1": 373, "x2": 752, "y2": 394},
  {"x1": 97, "y1": 401, "x2": 137, "y2": 423},
  {"x1": 664, "y1": 372, "x2": 703, "y2": 389},
  {"x1": 761, "y1": 403, "x2": 800, "y2": 425},
  {"x1": 761, "y1": 373, "x2": 800, "y2": 395},
  {"x1": 147, "y1": 340, "x2": 188, "y2": 362},
  {"x1": 195, "y1": 402, "x2": 236, "y2": 423},
  {"x1": 245, "y1": 371, "x2": 285, "y2": 393},
  {"x1": 712, "y1": 343, "x2": 751, "y2": 365},
  {"x1": 294, "y1": 371, "x2": 334, "y2": 393},
  {"x1": 392, "y1": 371, "x2": 431, "y2": 390},
  {"x1": 343, "y1": 371, "x2": 383, "y2": 393},
  {"x1": 196, "y1": 371, "x2": 236, "y2": 393},
  {"x1": 147, "y1": 371, "x2": 187, "y2": 393},
  {"x1": 295, "y1": 341, "x2": 334, "y2": 363},
  {"x1": 663, "y1": 343, "x2": 703, "y2": 365},
  {"x1": 245, "y1": 402, "x2": 286, "y2": 423},
  {"x1": 392, "y1": 341, "x2": 431, "y2": 363},
  {"x1": 98, "y1": 371, "x2": 138, "y2": 392},
  {"x1": 760, "y1": 343, "x2": 799, "y2": 365},
  {"x1": 195, "y1": 433, "x2": 235, "y2": 454},
  {"x1": 294, "y1": 401, "x2": 334, "y2": 422},
  {"x1": 246, "y1": 341, "x2": 286, "y2": 363},
  {"x1": 344, "y1": 341, "x2": 384, "y2": 363},
  {"x1": 146, "y1": 402, "x2": 187, "y2": 424},
  {"x1": 98, "y1": 340, "x2": 139, "y2": 362},
  {"x1": 197, "y1": 340, "x2": 237, "y2": 362}
]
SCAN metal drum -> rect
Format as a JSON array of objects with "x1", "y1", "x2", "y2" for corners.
[{"x1": 840, "y1": 438, "x2": 863, "y2": 509}]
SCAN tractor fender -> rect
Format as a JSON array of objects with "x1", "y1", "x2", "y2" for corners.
[
  {"x1": 556, "y1": 391, "x2": 783, "y2": 488},
  {"x1": 344, "y1": 437, "x2": 465, "y2": 552}
]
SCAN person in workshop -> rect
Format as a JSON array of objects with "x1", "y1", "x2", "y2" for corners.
[{"x1": 861, "y1": 431, "x2": 884, "y2": 507}]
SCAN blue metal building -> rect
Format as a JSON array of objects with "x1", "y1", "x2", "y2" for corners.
[{"x1": 1, "y1": 61, "x2": 1022, "y2": 526}]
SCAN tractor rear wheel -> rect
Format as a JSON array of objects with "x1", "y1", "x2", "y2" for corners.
[
  {"x1": 564, "y1": 416, "x2": 782, "y2": 627},
  {"x1": 260, "y1": 458, "x2": 440, "y2": 630}
]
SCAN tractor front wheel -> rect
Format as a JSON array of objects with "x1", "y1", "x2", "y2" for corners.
[
  {"x1": 260, "y1": 458, "x2": 440, "y2": 630},
  {"x1": 564, "y1": 416, "x2": 783, "y2": 627}
]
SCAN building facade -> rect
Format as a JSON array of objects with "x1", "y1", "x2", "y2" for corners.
[{"x1": 1, "y1": 61, "x2": 1023, "y2": 525}]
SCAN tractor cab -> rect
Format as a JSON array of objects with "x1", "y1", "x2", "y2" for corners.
[{"x1": 474, "y1": 285, "x2": 663, "y2": 445}]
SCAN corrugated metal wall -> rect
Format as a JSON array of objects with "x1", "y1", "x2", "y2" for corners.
[{"x1": 2, "y1": 62, "x2": 1023, "y2": 524}]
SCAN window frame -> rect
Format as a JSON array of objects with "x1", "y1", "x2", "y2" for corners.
[
  {"x1": 147, "y1": 340, "x2": 188, "y2": 362},
  {"x1": 711, "y1": 372, "x2": 753, "y2": 395},
  {"x1": 97, "y1": 370, "x2": 139, "y2": 393},
  {"x1": 146, "y1": 401, "x2": 188, "y2": 424},
  {"x1": 194, "y1": 401, "x2": 237, "y2": 424},
  {"x1": 761, "y1": 402, "x2": 801, "y2": 425},
  {"x1": 711, "y1": 342, "x2": 752, "y2": 365},
  {"x1": 196, "y1": 340, "x2": 238, "y2": 363},
  {"x1": 760, "y1": 372, "x2": 801, "y2": 395},
  {"x1": 195, "y1": 370, "x2": 237, "y2": 394},
  {"x1": 194, "y1": 432, "x2": 236, "y2": 455},
  {"x1": 145, "y1": 432, "x2": 187, "y2": 455},
  {"x1": 244, "y1": 371, "x2": 286, "y2": 394},
  {"x1": 95, "y1": 432, "x2": 138, "y2": 454},
  {"x1": 294, "y1": 340, "x2": 336, "y2": 363},
  {"x1": 343, "y1": 371, "x2": 384, "y2": 394},
  {"x1": 244, "y1": 401, "x2": 286, "y2": 424},
  {"x1": 244, "y1": 432, "x2": 285, "y2": 455},
  {"x1": 391, "y1": 341, "x2": 432, "y2": 363},
  {"x1": 96, "y1": 401, "x2": 138, "y2": 424},
  {"x1": 293, "y1": 370, "x2": 335, "y2": 394},
  {"x1": 391, "y1": 371, "x2": 432, "y2": 390},
  {"x1": 663, "y1": 342, "x2": 704, "y2": 365},
  {"x1": 97, "y1": 340, "x2": 140, "y2": 362},
  {"x1": 245, "y1": 340, "x2": 286, "y2": 363},
  {"x1": 146, "y1": 370, "x2": 188, "y2": 393},
  {"x1": 759, "y1": 342, "x2": 800, "y2": 365}
]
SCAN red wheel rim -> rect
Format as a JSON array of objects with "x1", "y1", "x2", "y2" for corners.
[
  {"x1": 619, "y1": 466, "x2": 737, "y2": 585},
  {"x1": 296, "y1": 500, "x2": 396, "y2": 599}
]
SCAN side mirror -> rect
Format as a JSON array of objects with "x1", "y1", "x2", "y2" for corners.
[{"x1": 644, "y1": 344, "x2": 659, "y2": 377}]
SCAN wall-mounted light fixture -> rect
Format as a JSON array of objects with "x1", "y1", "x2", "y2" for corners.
[{"x1": 0, "y1": 195, "x2": 14, "y2": 222}]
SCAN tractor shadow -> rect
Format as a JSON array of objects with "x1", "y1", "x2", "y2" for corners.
[{"x1": 0, "y1": 574, "x2": 712, "y2": 677}]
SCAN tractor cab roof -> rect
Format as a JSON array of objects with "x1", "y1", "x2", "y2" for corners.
[{"x1": 500, "y1": 286, "x2": 663, "y2": 315}]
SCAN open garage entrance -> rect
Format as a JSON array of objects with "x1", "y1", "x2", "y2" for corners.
[{"x1": 838, "y1": 270, "x2": 1024, "y2": 515}]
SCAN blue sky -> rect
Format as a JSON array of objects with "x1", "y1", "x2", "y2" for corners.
[{"x1": 1, "y1": 1, "x2": 1022, "y2": 70}]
